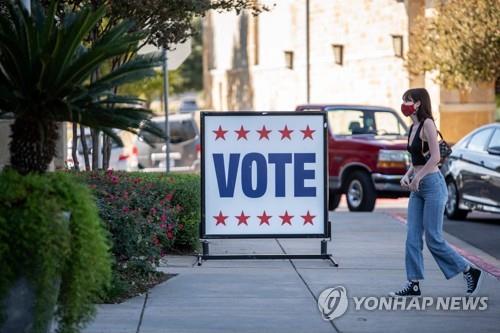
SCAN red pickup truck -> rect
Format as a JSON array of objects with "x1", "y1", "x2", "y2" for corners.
[{"x1": 296, "y1": 104, "x2": 411, "y2": 211}]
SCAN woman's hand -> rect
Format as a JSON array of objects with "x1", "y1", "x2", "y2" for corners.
[
  {"x1": 400, "y1": 174, "x2": 411, "y2": 189},
  {"x1": 408, "y1": 174, "x2": 422, "y2": 192}
]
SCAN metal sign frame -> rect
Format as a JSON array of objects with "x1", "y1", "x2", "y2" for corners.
[
  {"x1": 200, "y1": 111, "x2": 328, "y2": 239},
  {"x1": 198, "y1": 111, "x2": 337, "y2": 266}
]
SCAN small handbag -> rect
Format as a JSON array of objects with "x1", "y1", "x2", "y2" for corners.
[{"x1": 422, "y1": 130, "x2": 452, "y2": 164}]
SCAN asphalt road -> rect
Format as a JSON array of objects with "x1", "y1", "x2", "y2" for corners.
[{"x1": 336, "y1": 197, "x2": 500, "y2": 260}]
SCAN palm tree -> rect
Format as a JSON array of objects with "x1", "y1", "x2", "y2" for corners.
[{"x1": 0, "y1": 0, "x2": 164, "y2": 174}]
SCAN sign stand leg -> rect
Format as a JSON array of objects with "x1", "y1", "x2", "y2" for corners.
[
  {"x1": 321, "y1": 239, "x2": 338, "y2": 267},
  {"x1": 197, "y1": 238, "x2": 338, "y2": 267}
]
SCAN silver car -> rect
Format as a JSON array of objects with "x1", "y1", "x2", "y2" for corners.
[{"x1": 135, "y1": 114, "x2": 200, "y2": 170}]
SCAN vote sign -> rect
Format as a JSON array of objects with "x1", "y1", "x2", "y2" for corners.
[{"x1": 201, "y1": 112, "x2": 327, "y2": 238}]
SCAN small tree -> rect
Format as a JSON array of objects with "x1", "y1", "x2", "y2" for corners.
[
  {"x1": 33, "y1": 0, "x2": 268, "y2": 169},
  {"x1": 0, "y1": 1, "x2": 164, "y2": 174},
  {"x1": 406, "y1": 0, "x2": 500, "y2": 90}
]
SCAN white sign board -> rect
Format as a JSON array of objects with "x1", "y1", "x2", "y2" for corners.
[
  {"x1": 201, "y1": 112, "x2": 327, "y2": 238},
  {"x1": 138, "y1": 38, "x2": 192, "y2": 70}
]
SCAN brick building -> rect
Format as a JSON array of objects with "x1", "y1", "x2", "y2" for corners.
[{"x1": 202, "y1": 0, "x2": 496, "y2": 143}]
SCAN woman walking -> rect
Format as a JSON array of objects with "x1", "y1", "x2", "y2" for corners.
[{"x1": 390, "y1": 88, "x2": 483, "y2": 297}]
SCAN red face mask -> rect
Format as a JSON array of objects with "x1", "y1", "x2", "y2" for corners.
[{"x1": 401, "y1": 103, "x2": 416, "y2": 117}]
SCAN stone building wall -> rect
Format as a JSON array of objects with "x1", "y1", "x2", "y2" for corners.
[{"x1": 203, "y1": 0, "x2": 496, "y2": 142}]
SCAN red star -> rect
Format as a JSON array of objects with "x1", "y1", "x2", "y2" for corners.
[
  {"x1": 301, "y1": 211, "x2": 315, "y2": 225},
  {"x1": 257, "y1": 211, "x2": 272, "y2": 225},
  {"x1": 300, "y1": 125, "x2": 315, "y2": 140},
  {"x1": 279, "y1": 210, "x2": 294, "y2": 225},
  {"x1": 213, "y1": 125, "x2": 228, "y2": 140},
  {"x1": 279, "y1": 125, "x2": 294, "y2": 140},
  {"x1": 235, "y1": 211, "x2": 250, "y2": 226},
  {"x1": 213, "y1": 211, "x2": 228, "y2": 225},
  {"x1": 235, "y1": 125, "x2": 250, "y2": 140},
  {"x1": 257, "y1": 125, "x2": 272, "y2": 140}
]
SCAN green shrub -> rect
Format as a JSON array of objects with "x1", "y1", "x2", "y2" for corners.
[
  {"x1": 131, "y1": 172, "x2": 201, "y2": 252},
  {"x1": 76, "y1": 171, "x2": 199, "y2": 302},
  {"x1": 82, "y1": 171, "x2": 183, "y2": 266},
  {"x1": 0, "y1": 169, "x2": 111, "y2": 333}
]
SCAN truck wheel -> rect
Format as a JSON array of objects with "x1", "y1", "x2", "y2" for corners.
[
  {"x1": 345, "y1": 171, "x2": 376, "y2": 212},
  {"x1": 329, "y1": 190, "x2": 341, "y2": 211},
  {"x1": 445, "y1": 179, "x2": 469, "y2": 220}
]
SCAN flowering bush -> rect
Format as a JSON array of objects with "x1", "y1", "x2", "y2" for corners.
[
  {"x1": 85, "y1": 171, "x2": 183, "y2": 271},
  {"x1": 79, "y1": 171, "x2": 200, "y2": 302},
  {"x1": 131, "y1": 172, "x2": 200, "y2": 252}
]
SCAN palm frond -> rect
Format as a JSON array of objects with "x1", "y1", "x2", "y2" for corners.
[
  {"x1": 98, "y1": 127, "x2": 124, "y2": 147},
  {"x1": 0, "y1": 0, "x2": 165, "y2": 145}
]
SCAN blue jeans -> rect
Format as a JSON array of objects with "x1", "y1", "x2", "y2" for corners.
[{"x1": 405, "y1": 171, "x2": 469, "y2": 280}]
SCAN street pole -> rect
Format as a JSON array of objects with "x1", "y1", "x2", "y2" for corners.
[
  {"x1": 162, "y1": 48, "x2": 170, "y2": 173},
  {"x1": 306, "y1": 0, "x2": 311, "y2": 104}
]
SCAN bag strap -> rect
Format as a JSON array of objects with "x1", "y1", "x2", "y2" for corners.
[
  {"x1": 419, "y1": 119, "x2": 431, "y2": 154},
  {"x1": 420, "y1": 122, "x2": 446, "y2": 154}
]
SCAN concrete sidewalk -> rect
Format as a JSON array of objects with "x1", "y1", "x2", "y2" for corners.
[{"x1": 83, "y1": 212, "x2": 500, "y2": 333}]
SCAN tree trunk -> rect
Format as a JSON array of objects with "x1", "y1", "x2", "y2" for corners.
[
  {"x1": 90, "y1": 54, "x2": 101, "y2": 170},
  {"x1": 9, "y1": 117, "x2": 58, "y2": 174},
  {"x1": 102, "y1": 134, "x2": 109, "y2": 170},
  {"x1": 91, "y1": 128, "x2": 99, "y2": 170},
  {"x1": 80, "y1": 125, "x2": 90, "y2": 171},
  {"x1": 71, "y1": 122, "x2": 80, "y2": 171},
  {"x1": 102, "y1": 58, "x2": 123, "y2": 170}
]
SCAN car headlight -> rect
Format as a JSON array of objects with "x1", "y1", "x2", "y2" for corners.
[{"x1": 377, "y1": 149, "x2": 410, "y2": 168}]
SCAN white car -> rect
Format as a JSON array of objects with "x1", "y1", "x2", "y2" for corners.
[{"x1": 67, "y1": 128, "x2": 139, "y2": 171}]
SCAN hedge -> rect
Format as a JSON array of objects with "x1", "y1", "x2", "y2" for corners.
[{"x1": 76, "y1": 171, "x2": 200, "y2": 302}]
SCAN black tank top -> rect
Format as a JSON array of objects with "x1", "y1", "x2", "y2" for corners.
[{"x1": 407, "y1": 120, "x2": 429, "y2": 166}]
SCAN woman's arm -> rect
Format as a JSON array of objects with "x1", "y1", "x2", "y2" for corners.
[{"x1": 404, "y1": 165, "x2": 414, "y2": 178}]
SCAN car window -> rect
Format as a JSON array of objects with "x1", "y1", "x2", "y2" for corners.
[
  {"x1": 467, "y1": 128, "x2": 493, "y2": 152},
  {"x1": 374, "y1": 111, "x2": 406, "y2": 135},
  {"x1": 170, "y1": 120, "x2": 197, "y2": 144},
  {"x1": 327, "y1": 109, "x2": 405, "y2": 136},
  {"x1": 327, "y1": 110, "x2": 365, "y2": 135},
  {"x1": 487, "y1": 129, "x2": 500, "y2": 150},
  {"x1": 140, "y1": 122, "x2": 166, "y2": 144}
]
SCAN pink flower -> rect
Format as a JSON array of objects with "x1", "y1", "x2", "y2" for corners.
[
  {"x1": 161, "y1": 214, "x2": 167, "y2": 223},
  {"x1": 178, "y1": 224, "x2": 184, "y2": 230},
  {"x1": 166, "y1": 231, "x2": 174, "y2": 240},
  {"x1": 122, "y1": 206, "x2": 129, "y2": 213}
]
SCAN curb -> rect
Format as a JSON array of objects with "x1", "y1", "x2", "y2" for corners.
[{"x1": 387, "y1": 212, "x2": 500, "y2": 280}]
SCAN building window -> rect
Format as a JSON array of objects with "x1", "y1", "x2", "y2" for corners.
[
  {"x1": 392, "y1": 35, "x2": 404, "y2": 58},
  {"x1": 332, "y1": 44, "x2": 344, "y2": 65},
  {"x1": 284, "y1": 51, "x2": 294, "y2": 69}
]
